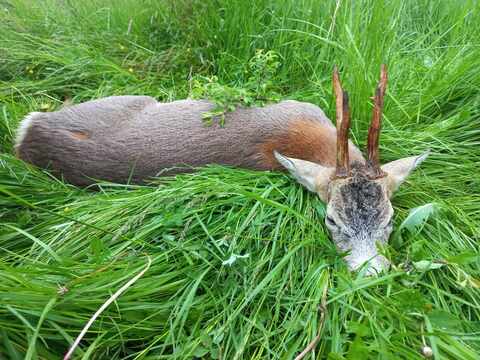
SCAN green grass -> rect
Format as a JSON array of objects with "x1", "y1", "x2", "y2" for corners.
[{"x1": 1, "y1": 0, "x2": 480, "y2": 358}]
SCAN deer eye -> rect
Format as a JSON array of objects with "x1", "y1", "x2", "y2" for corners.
[{"x1": 325, "y1": 216, "x2": 337, "y2": 227}]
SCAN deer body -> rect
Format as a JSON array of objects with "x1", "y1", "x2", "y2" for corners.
[
  {"x1": 15, "y1": 96, "x2": 363, "y2": 186},
  {"x1": 15, "y1": 66, "x2": 429, "y2": 275}
]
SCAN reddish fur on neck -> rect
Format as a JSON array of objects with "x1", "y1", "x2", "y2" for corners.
[{"x1": 258, "y1": 117, "x2": 363, "y2": 169}]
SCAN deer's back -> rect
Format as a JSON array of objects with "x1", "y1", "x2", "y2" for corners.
[{"x1": 16, "y1": 96, "x2": 362, "y2": 185}]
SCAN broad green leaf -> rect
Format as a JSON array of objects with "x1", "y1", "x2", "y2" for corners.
[
  {"x1": 400, "y1": 203, "x2": 437, "y2": 232},
  {"x1": 428, "y1": 310, "x2": 463, "y2": 332},
  {"x1": 447, "y1": 251, "x2": 479, "y2": 265},
  {"x1": 346, "y1": 335, "x2": 370, "y2": 359},
  {"x1": 193, "y1": 345, "x2": 209, "y2": 357},
  {"x1": 346, "y1": 321, "x2": 370, "y2": 337},
  {"x1": 413, "y1": 260, "x2": 445, "y2": 272},
  {"x1": 393, "y1": 203, "x2": 438, "y2": 247}
]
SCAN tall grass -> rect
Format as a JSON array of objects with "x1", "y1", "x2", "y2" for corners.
[{"x1": 1, "y1": 0, "x2": 479, "y2": 358}]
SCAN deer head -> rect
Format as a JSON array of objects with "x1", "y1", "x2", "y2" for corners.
[{"x1": 274, "y1": 65, "x2": 429, "y2": 275}]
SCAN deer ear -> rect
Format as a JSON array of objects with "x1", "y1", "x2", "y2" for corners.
[
  {"x1": 274, "y1": 151, "x2": 334, "y2": 202},
  {"x1": 381, "y1": 150, "x2": 430, "y2": 195}
]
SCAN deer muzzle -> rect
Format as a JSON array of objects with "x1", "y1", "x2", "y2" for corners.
[{"x1": 343, "y1": 239, "x2": 391, "y2": 276}]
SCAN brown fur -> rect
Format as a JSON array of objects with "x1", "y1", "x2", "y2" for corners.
[
  {"x1": 15, "y1": 97, "x2": 364, "y2": 186},
  {"x1": 69, "y1": 131, "x2": 89, "y2": 140},
  {"x1": 259, "y1": 118, "x2": 364, "y2": 169}
]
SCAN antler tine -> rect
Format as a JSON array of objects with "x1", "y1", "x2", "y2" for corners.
[
  {"x1": 333, "y1": 66, "x2": 350, "y2": 178},
  {"x1": 366, "y1": 64, "x2": 387, "y2": 178}
]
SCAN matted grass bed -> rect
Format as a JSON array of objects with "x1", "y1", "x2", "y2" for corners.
[{"x1": 1, "y1": 1, "x2": 479, "y2": 359}]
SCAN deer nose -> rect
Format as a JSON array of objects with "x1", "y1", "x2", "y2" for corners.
[{"x1": 347, "y1": 255, "x2": 390, "y2": 276}]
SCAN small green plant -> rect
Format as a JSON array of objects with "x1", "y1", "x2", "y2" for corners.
[{"x1": 190, "y1": 50, "x2": 281, "y2": 125}]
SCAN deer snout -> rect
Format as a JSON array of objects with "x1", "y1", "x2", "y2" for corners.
[{"x1": 345, "y1": 254, "x2": 390, "y2": 276}]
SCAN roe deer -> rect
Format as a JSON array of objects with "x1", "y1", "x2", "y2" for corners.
[{"x1": 14, "y1": 65, "x2": 428, "y2": 275}]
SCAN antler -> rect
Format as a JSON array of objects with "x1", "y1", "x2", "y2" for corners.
[
  {"x1": 333, "y1": 66, "x2": 351, "y2": 178},
  {"x1": 366, "y1": 64, "x2": 388, "y2": 178}
]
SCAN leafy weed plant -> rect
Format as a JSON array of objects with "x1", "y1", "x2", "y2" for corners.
[{"x1": 190, "y1": 50, "x2": 281, "y2": 125}]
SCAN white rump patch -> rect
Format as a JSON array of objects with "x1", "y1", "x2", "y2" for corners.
[{"x1": 14, "y1": 112, "x2": 41, "y2": 151}]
